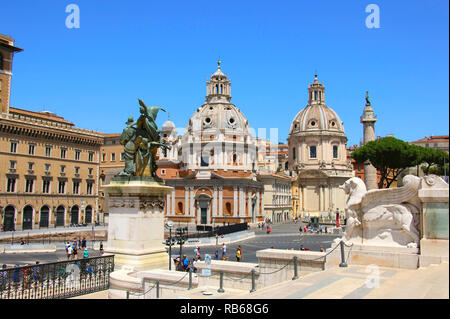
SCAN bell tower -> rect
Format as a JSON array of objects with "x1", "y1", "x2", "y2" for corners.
[{"x1": 0, "y1": 34, "x2": 23, "y2": 114}]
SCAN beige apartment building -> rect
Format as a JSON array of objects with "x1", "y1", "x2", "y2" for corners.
[
  {"x1": 259, "y1": 173, "x2": 292, "y2": 223},
  {"x1": 99, "y1": 133, "x2": 125, "y2": 224},
  {"x1": 0, "y1": 34, "x2": 104, "y2": 231}
]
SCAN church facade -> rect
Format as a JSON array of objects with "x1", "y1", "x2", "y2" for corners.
[
  {"x1": 157, "y1": 62, "x2": 265, "y2": 226},
  {"x1": 288, "y1": 75, "x2": 354, "y2": 219}
]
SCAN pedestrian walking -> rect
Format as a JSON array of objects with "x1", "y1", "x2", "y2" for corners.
[
  {"x1": 182, "y1": 255, "x2": 189, "y2": 272},
  {"x1": 236, "y1": 246, "x2": 242, "y2": 262},
  {"x1": 221, "y1": 243, "x2": 227, "y2": 260},
  {"x1": 82, "y1": 237, "x2": 87, "y2": 249},
  {"x1": 99, "y1": 241, "x2": 104, "y2": 256},
  {"x1": 83, "y1": 248, "x2": 89, "y2": 259},
  {"x1": 67, "y1": 245, "x2": 73, "y2": 260},
  {"x1": 215, "y1": 250, "x2": 219, "y2": 260},
  {"x1": 196, "y1": 247, "x2": 201, "y2": 260},
  {"x1": 72, "y1": 245, "x2": 78, "y2": 259}
]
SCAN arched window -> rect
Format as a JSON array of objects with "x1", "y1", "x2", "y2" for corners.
[
  {"x1": 177, "y1": 202, "x2": 183, "y2": 215},
  {"x1": 39, "y1": 206, "x2": 50, "y2": 228},
  {"x1": 232, "y1": 153, "x2": 238, "y2": 165},
  {"x1": 314, "y1": 91, "x2": 318, "y2": 100},
  {"x1": 333, "y1": 145, "x2": 339, "y2": 159},
  {"x1": 22, "y1": 205, "x2": 33, "y2": 230},
  {"x1": 3, "y1": 205, "x2": 15, "y2": 231},
  {"x1": 309, "y1": 145, "x2": 317, "y2": 159},
  {"x1": 70, "y1": 205, "x2": 79, "y2": 225},
  {"x1": 85, "y1": 205, "x2": 93, "y2": 224},
  {"x1": 56, "y1": 205, "x2": 65, "y2": 227},
  {"x1": 225, "y1": 202, "x2": 232, "y2": 216}
]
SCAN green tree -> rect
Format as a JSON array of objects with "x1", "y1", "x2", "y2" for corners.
[
  {"x1": 351, "y1": 137, "x2": 423, "y2": 189},
  {"x1": 418, "y1": 147, "x2": 449, "y2": 175}
]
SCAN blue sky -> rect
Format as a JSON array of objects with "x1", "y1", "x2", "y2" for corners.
[{"x1": 1, "y1": 0, "x2": 448, "y2": 146}]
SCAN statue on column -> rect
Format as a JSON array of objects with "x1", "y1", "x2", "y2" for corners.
[{"x1": 118, "y1": 99, "x2": 171, "y2": 180}]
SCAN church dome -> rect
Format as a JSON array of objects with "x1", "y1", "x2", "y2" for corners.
[
  {"x1": 162, "y1": 119, "x2": 175, "y2": 131},
  {"x1": 289, "y1": 74, "x2": 345, "y2": 137},
  {"x1": 185, "y1": 61, "x2": 251, "y2": 136},
  {"x1": 289, "y1": 104, "x2": 345, "y2": 136}
]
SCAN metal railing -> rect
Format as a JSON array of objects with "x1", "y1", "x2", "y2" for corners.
[{"x1": 0, "y1": 255, "x2": 114, "y2": 299}]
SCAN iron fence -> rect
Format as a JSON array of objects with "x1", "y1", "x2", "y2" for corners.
[{"x1": 0, "y1": 255, "x2": 114, "y2": 299}]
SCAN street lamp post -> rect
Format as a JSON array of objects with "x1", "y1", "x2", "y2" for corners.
[{"x1": 165, "y1": 220, "x2": 175, "y2": 270}]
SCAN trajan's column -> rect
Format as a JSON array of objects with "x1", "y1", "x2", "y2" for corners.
[{"x1": 361, "y1": 91, "x2": 378, "y2": 190}]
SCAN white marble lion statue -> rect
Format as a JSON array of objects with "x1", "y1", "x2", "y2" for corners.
[{"x1": 339, "y1": 175, "x2": 421, "y2": 248}]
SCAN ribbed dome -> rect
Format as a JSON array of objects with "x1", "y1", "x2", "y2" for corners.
[
  {"x1": 289, "y1": 104, "x2": 345, "y2": 136},
  {"x1": 162, "y1": 119, "x2": 175, "y2": 131},
  {"x1": 185, "y1": 102, "x2": 251, "y2": 135}
]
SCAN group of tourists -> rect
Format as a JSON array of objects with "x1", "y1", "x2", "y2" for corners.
[
  {"x1": 299, "y1": 224, "x2": 328, "y2": 234},
  {"x1": 174, "y1": 243, "x2": 245, "y2": 272},
  {"x1": 65, "y1": 237, "x2": 90, "y2": 260}
]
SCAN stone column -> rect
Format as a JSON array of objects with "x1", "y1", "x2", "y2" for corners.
[
  {"x1": 184, "y1": 187, "x2": 189, "y2": 215},
  {"x1": 233, "y1": 186, "x2": 238, "y2": 217},
  {"x1": 218, "y1": 186, "x2": 223, "y2": 217},
  {"x1": 171, "y1": 188, "x2": 175, "y2": 215},
  {"x1": 189, "y1": 186, "x2": 195, "y2": 217},
  {"x1": 319, "y1": 185, "x2": 323, "y2": 212},
  {"x1": 213, "y1": 186, "x2": 218, "y2": 219},
  {"x1": 103, "y1": 179, "x2": 172, "y2": 271}
]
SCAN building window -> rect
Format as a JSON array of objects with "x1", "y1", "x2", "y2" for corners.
[
  {"x1": 87, "y1": 182, "x2": 93, "y2": 195},
  {"x1": 161, "y1": 169, "x2": 166, "y2": 175},
  {"x1": 75, "y1": 150, "x2": 81, "y2": 160},
  {"x1": 88, "y1": 152, "x2": 94, "y2": 162},
  {"x1": 42, "y1": 180, "x2": 50, "y2": 193},
  {"x1": 120, "y1": 152, "x2": 125, "y2": 161},
  {"x1": 7, "y1": 178, "x2": 16, "y2": 192},
  {"x1": 357, "y1": 166, "x2": 361, "y2": 172},
  {"x1": 292, "y1": 147, "x2": 296, "y2": 161},
  {"x1": 75, "y1": 167, "x2": 80, "y2": 175},
  {"x1": 28, "y1": 144, "x2": 35, "y2": 155},
  {"x1": 333, "y1": 145, "x2": 338, "y2": 159},
  {"x1": 45, "y1": 146, "x2": 52, "y2": 157},
  {"x1": 88, "y1": 168, "x2": 93, "y2": 175},
  {"x1": 111, "y1": 153, "x2": 116, "y2": 162},
  {"x1": 28, "y1": 162, "x2": 34, "y2": 171},
  {"x1": 102, "y1": 153, "x2": 106, "y2": 162},
  {"x1": 45, "y1": 164, "x2": 51, "y2": 172},
  {"x1": 10, "y1": 141, "x2": 17, "y2": 153},
  {"x1": 60, "y1": 148, "x2": 66, "y2": 159},
  {"x1": 10, "y1": 161, "x2": 16, "y2": 169},
  {"x1": 73, "y1": 182, "x2": 80, "y2": 194},
  {"x1": 310, "y1": 145, "x2": 317, "y2": 159},
  {"x1": 58, "y1": 181, "x2": 66, "y2": 194},
  {"x1": 25, "y1": 179, "x2": 34, "y2": 193}
]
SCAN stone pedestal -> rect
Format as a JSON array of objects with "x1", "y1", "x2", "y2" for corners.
[
  {"x1": 418, "y1": 175, "x2": 449, "y2": 267},
  {"x1": 103, "y1": 177, "x2": 173, "y2": 272}
]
